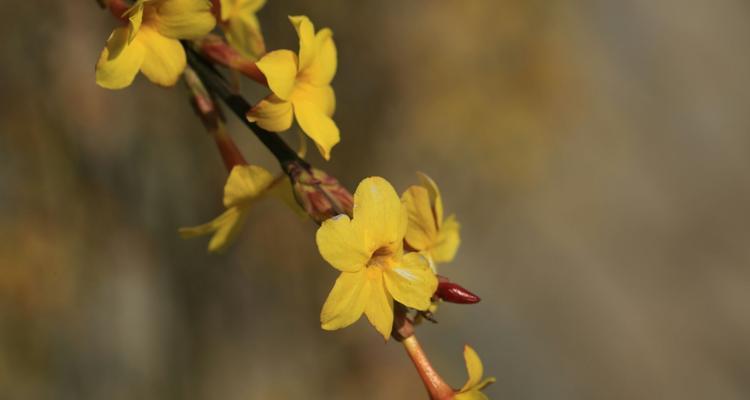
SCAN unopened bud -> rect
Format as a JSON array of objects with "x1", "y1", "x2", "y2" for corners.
[
  {"x1": 289, "y1": 164, "x2": 353, "y2": 224},
  {"x1": 435, "y1": 276, "x2": 481, "y2": 304}
]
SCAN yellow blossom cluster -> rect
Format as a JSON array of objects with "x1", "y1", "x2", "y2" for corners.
[
  {"x1": 96, "y1": 0, "x2": 339, "y2": 160},
  {"x1": 94, "y1": 2, "x2": 492, "y2": 397}
]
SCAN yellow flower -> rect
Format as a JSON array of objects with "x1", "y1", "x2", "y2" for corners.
[
  {"x1": 96, "y1": 0, "x2": 216, "y2": 89},
  {"x1": 247, "y1": 16, "x2": 339, "y2": 160},
  {"x1": 179, "y1": 164, "x2": 276, "y2": 252},
  {"x1": 219, "y1": 0, "x2": 266, "y2": 59},
  {"x1": 455, "y1": 345, "x2": 496, "y2": 400},
  {"x1": 316, "y1": 177, "x2": 438, "y2": 339},
  {"x1": 402, "y1": 172, "x2": 460, "y2": 270}
]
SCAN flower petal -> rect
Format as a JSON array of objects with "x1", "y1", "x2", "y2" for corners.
[
  {"x1": 153, "y1": 0, "x2": 216, "y2": 39},
  {"x1": 225, "y1": 13, "x2": 265, "y2": 59},
  {"x1": 255, "y1": 49, "x2": 298, "y2": 100},
  {"x1": 430, "y1": 214, "x2": 460, "y2": 264},
  {"x1": 223, "y1": 164, "x2": 274, "y2": 208},
  {"x1": 288, "y1": 15, "x2": 315, "y2": 72},
  {"x1": 303, "y1": 28, "x2": 337, "y2": 86},
  {"x1": 246, "y1": 95, "x2": 294, "y2": 132},
  {"x1": 351, "y1": 177, "x2": 406, "y2": 251},
  {"x1": 292, "y1": 97, "x2": 339, "y2": 160},
  {"x1": 220, "y1": 0, "x2": 266, "y2": 20},
  {"x1": 417, "y1": 172, "x2": 444, "y2": 226},
  {"x1": 383, "y1": 252, "x2": 436, "y2": 310},
  {"x1": 178, "y1": 206, "x2": 247, "y2": 253},
  {"x1": 124, "y1": 1, "x2": 145, "y2": 43},
  {"x1": 320, "y1": 269, "x2": 370, "y2": 331},
  {"x1": 476, "y1": 377, "x2": 497, "y2": 392},
  {"x1": 316, "y1": 214, "x2": 370, "y2": 272},
  {"x1": 138, "y1": 27, "x2": 186, "y2": 86},
  {"x1": 95, "y1": 27, "x2": 146, "y2": 89},
  {"x1": 293, "y1": 82, "x2": 335, "y2": 117},
  {"x1": 364, "y1": 269, "x2": 394, "y2": 340},
  {"x1": 402, "y1": 185, "x2": 438, "y2": 252},
  {"x1": 461, "y1": 345, "x2": 485, "y2": 392}
]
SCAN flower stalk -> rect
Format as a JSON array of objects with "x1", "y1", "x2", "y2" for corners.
[{"x1": 403, "y1": 335, "x2": 455, "y2": 400}]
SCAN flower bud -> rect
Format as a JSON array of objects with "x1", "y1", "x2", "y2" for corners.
[
  {"x1": 288, "y1": 164, "x2": 353, "y2": 224},
  {"x1": 435, "y1": 276, "x2": 481, "y2": 304}
]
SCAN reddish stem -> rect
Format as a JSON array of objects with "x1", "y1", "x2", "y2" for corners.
[
  {"x1": 213, "y1": 125, "x2": 247, "y2": 171},
  {"x1": 402, "y1": 335, "x2": 455, "y2": 400}
]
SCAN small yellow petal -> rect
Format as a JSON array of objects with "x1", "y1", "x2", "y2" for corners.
[
  {"x1": 222, "y1": 165, "x2": 274, "y2": 208},
  {"x1": 124, "y1": 1, "x2": 145, "y2": 43},
  {"x1": 302, "y1": 28, "x2": 337, "y2": 86},
  {"x1": 320, "y1": 269, "x2": 370, "y2": 331},
  {"x1": 316, "y1": 214, "x2": 370, "y2": 273},
  {"x1": 383, "y1": 252, "x2": 437, "y2": 311},
  {"x1": 225, "y1": 13, "x2": 266, "y2": 59},
  {"x1": 288, "y1": 15, "x2": 315, "y2": 72},
  {"x1": 364, "y1": 270, "x2": 394, "y2": 340},
  {"x1": 238, "y1": 0, "x2": 266, "y2": 14},
  {"x1": 220, "y1": 0, "x2": 266, "y2": 20},
  {"x1": 430, "y1": 214, "x2": 460, "y2": 264},
  {"x1": 417, "y1": 172, "x2": 444, "y2": 226},
  {"x1": 461, "y1": 345, "x2": 485, "y2": 392},
  {"x1": 138, "y1": 27, "x2": 186, "y2": 87},
  {"x1": 255, "y1": 50, "x2": 298, "y2": 100},
  {"x1": 292, "y1": 97, "x2": 339, "y2": 160},
  {"x1": 178, "y1": 206, "x2": 247, "y2": 253},
  {"x1": 246, "y1": 95, "x2": 294, "y2": 132},
  {"x1": 350, "y1": 177, "x2": 406, "y2": 251},
  {"x1": 152, "y1": 0, "x2": 216, "y2": 39},
  {"x1": 476, "y1": 377, "x2": 497, "y2": 392},
  {"x1": 95, "y1": 27, "x2": 146, "y2": 89},
  {"x1": 402, "y1": 185, "x2": 438, "y2": 252}
]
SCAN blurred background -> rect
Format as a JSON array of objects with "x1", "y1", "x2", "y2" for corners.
[{"x1": 1, "y1": 0, "x2": 749, "y2": 399}]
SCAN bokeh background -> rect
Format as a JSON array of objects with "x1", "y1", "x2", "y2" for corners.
[{"x1": 2, "y1": 1, "x2": 749, "y2": 399}]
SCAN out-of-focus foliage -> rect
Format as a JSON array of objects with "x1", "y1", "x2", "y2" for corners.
[{"x1": 1, "y1": 1, "x2": 749, "y2": 399}]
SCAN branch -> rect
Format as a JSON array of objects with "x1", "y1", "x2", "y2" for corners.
[{"x1": 183, "y1": 40, "x2": 456, "y2": 400}]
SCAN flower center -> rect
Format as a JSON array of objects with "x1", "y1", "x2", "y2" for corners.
[{"x1": 367, "y1": 246, "x2": 394, "y2": 270}]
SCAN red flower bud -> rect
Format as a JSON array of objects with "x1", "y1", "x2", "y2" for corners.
[{"x1": 435, "y1": 279, "x2": 481, "y2": 304}]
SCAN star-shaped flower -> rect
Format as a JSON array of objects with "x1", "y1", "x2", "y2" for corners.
[
  {"x1": 179, "y1": 164, "x2": 279, "y2": 252},
  {"x1": 455, "y1": 345, "x2": 496, "y2": 400},
  {"x1": 247, "y1": 15, "x2": 339, "y2": 160},
  {"x1": 316, "y1": 177, "x2": 438, "y2": 339},
  {"x1": 218, "y1": 0, "x2": 266, "y2": 59},
  {"x1": 402, "y1": 173, "x2": 460, "y2": 271},
  {"x1": 96, "y1": 0, "x2": 216, "y2": 89}
]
